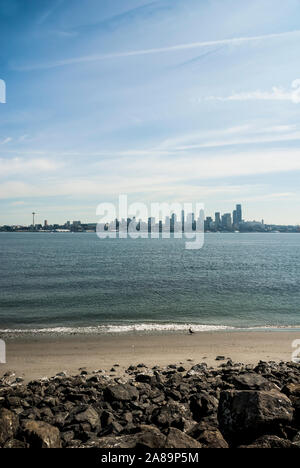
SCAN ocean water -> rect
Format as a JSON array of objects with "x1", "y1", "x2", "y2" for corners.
[{"x1": 0, "y1": 232, "x2": 300, "y2": 335}]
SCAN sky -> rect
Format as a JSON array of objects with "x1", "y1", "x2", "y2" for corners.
[{"x1": 1, "y1": 0, "x2": 300, "y2": 225}]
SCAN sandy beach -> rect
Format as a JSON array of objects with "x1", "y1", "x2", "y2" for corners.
[{"x1": 0, "y1": 330, "x2": 299, "y2": 382}]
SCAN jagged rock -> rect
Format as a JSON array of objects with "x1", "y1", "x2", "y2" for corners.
[
  {"x1": 151, "y1": 402, "x2": 189, "y2": 430},
  {"x1": 190, "y1": 392, "x2": 218, "y2": 421},
  {"x1": 104, "y1": 383, "x2": 139, "y2": 402},
  {"x1": 218, "y1": 389, "x2": 294, "y2": 443},
  {"x1": 61, "y1": 430, "x2": 74, "y2": 444},
  {"x1": 229, "y1": 373, "x2": 279, "y2": 391},
  {"x1": 22, "y1": 420, "x2": 62, "y2": 448},
  {"x1": 165, "y1": 427, "x2": 201, "y2": 448},
  {"x1": 188, "y1": 420, "x2": 228, "y2": 448},
  {"x1": 239, "y1": 435, "x2": 299, "y2": 449},
  {"x1": 1, "y1": 360, "x2": 299, "y2": 449},
  {"x1": 135, "y1": 373, "x2": 154, "y2": 384},
  {"x1": 95, "y1": 425, "x2": 165, "y2": 449},
  {"x1": 166, "y1": 389, "x2": 182, "y2": 401},
  {"x1": 216, "y1": 356, "x2": 225, "y2": 361},
  {"x1": 135, "y1": 425, "x2": 167, "y2": 448},
  {"x1": 98, "y1": 425, "x2": 201, "y2": 449},
  {"x1": 99, "y1": 421, "x2": 123, "y2": 437},
  {"x1": 0, "y1": 408, "x2": 19, "y2": 446},
  {"x1": 1, "y1": 372, "x2": 17, "y2": 386},
  {"x1": 282, "y1": 383, "x2": 300, "y2": 397},
  {"x1": 74, "y1": 407, "x2": 100, "y2": 429}
]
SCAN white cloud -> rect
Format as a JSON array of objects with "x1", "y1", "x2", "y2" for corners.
[
  {"x1": 112, "y1": 149, "x2": 300, "y2": 180},
  {"x1": 0, "y1": 158, "x2": 63, "y2": 177},
  {"x1": 0, "y1": 179, "x2": 263, "y2": 205},
  {"x1": 1, "y1": 149, "x2": 300, "y2": 201},
  {"x1": 207, "y1": 79, "x2": 300, "y2": 104}
]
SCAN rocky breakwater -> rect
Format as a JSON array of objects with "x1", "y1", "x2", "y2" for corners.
[{"x1": 0, "y1": 360, "x2": 300, "y2": 448}]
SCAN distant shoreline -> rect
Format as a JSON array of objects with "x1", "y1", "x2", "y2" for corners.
[{"x1": 1, "y1": 231, "x2": 300, "y2": 234}]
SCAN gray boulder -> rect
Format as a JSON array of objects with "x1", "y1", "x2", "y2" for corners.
[
  {"x1": 165, "y1": 427, "x2": 201, "y2": 448},
  {"x1": 230, "y1": 373, "x2": 278, "y2": 391},
  {"x1": 22, "y1": 420, "x2": 62, "y2": 448},
  {"x1": 104, "y1": 383, "x2": 139, "y2": 402},
  {"x1": 74, "y1": 407, "x2": 100, "y2": 430},
  {"x1": 218, "y1": 389, "x2": 294, "y2": 443}
]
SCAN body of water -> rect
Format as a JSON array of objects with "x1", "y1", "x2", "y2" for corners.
[{"x1": 0, "y1": 232, "x2": 300, "y2": 334}]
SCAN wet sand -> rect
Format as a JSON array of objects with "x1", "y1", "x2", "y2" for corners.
[{"x1": 0, "y1": 330, "x2": 299, "y2": 382}]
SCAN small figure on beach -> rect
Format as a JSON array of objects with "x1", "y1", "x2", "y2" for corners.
[{"x1": 189, "y1": 327, "x2": 194, "y2": 335}]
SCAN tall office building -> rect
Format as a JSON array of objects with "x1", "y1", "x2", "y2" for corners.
[
  {"x1": 181, "y1": 210, "x2": 185, "y2": 232},
  {"x1": 222, "y1": 213, "x2": 232, "y2": 230},
  {"x1": 186, "y1": 213, "x2": 194, "y2": 232},
  {"x1": 148, "y1": 217, "x2": 155, "y2": 233},
  {"x1": 215, "y1": 212, "x2": 221, "y2": 228},
  {"x1": 236, "y1": 204, "x2": 242, "y2": 224},
  {"x1": 204, "y1": 216, "x2": 213, "y2": 231},
  {"x1": 233, "y1": 210, "x2": 238, "y2": 226},
  {"x1": 170, "y1": 213, "x2": 177, "y2": 232}
]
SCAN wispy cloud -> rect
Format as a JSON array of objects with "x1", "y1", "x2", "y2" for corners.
[
  {"x1": 1, "y1": 148, "x2": 299, "y2": 201},
  {"x1": 207, "y1": 79, "x2": 300, "y2": 104},
  {"x1": 12, "y1": 30, "x2": 300, "y2": 71},
  {"x1": 2, "y1": 123, "x2": 300, "y2": 163},
  {"x1": 0, "y1": 158, "x2": 63, "y2": 177},
  {"x1": 0, "y1": 178, "x2": 259, "y2": 201},
  {"x1": 238, "y1": 192, "x2": 296, "y2": 203},
  {"x1": 158, "y1": 123, "x2": 300, "y2": 151},
  {"x1": 0, "y1": 137, "x2": 12, "y2": 145},
  {"x1": 37, "y1": 0, "x2": 65, "y2": 25},
  {"x1": 10, "y1": 200, "x2": 26, "y2": 206}
]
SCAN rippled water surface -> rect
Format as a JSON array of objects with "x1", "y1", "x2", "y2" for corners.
[{"x1": 0, "y1": 232, "x2": 299, "y2": 333}]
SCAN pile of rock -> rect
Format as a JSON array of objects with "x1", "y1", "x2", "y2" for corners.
[{"x1": 0, "y1": 360, "x2": 299, "y2": 448}]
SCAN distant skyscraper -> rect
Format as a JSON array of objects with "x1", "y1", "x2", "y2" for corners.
[
  {"x1": 204, "y1": 216, "x2": 213, "y2": 231},
  {"x1": 148, "y1": 217, "x2": 155, "y2": 233},
  {"x1": 170, "y1": 213, "x2": 177, "y2": 232},
  {"x1": 236, "y1": 204, "x2": 242, "y2": 224},
  {"x1": 181, "y1": 210, "x2": 185, "y2": 232},
  {"x1": 222, "y1": 213, "x2": 232, "y2": 230},
  {"x1": 215, "y1": 212, "x2": 221, "y2": 227},
  {"x1": 186, "y1": 213, "x2": 194, "y2": 232},
  {"x1": 233, "y1": 210, "x2": 238, "y2": 226}
]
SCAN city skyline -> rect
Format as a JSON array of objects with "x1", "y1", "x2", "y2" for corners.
[
  {"x1": 1, "y1": 1, "x2": 300, "y2": 225},
  {"x1": 2, "y1": 203, "x2": 299, "y2": 233}
]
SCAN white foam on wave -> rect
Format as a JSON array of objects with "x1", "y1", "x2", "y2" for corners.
[
  {"x1": 0, "y1": 323, "x2": 234, "y2": 335},
  {"x1": 1, "y1": 323, "x2": 300, "y2": 336}
]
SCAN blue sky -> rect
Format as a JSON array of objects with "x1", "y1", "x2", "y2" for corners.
[{"x1": 1, "y1": 0, "x2": 300, "y2": 225}]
